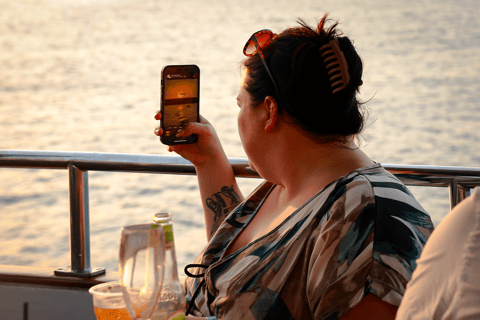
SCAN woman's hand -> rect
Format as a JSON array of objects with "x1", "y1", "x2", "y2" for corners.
[{"x1": 154, "y1": 111, "x2": 228, "y2": 167}]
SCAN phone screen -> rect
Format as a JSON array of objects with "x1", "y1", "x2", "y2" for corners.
[{"x1": 161, "y1": 65, "x2": 199, "y2": 144}]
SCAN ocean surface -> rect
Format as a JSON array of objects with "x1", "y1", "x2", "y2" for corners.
[{"x1": 1, "y1": 0, "x2": 479, "y2": 276}]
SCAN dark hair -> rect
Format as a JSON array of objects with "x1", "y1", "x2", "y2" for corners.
[{"x1": 243, "y1": 14, "x2": 366, "y2": 142}]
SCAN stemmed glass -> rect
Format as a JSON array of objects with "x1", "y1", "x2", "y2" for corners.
[{"x1": 119, "y1": 224, "x2": 166, "y2": 320}]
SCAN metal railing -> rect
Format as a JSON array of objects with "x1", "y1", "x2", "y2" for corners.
[{"x1": 1, "y1": 149, "x2": 480, "y2": 277}]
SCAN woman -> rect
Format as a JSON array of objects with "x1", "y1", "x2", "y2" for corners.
[{"x1": 154, "y1": 14, "x2": 434, "y2": 320}]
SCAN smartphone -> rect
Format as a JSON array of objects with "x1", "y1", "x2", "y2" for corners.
[{"x1": 160, "y1": 64, "x2": 200, "y2": 145}]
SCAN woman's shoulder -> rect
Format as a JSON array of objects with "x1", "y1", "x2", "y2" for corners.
[
  {"x1": 335, "y1": 163, "x2": 399, "y2": 192},
  {"x1": 329, "y1": 163, "x2": 434, "y2": 235},
  {"x1": 342, "y1": 163, "x2": 403, "y2": 189},
  {"x1": 324, "y1": 163, "x2": 395, "y2": 205},
  {"x1": 346, "y1": 164, "x2": 430, "y2": 216},
  {"x1": 297, "y1": 163, "x2": 402, "y2": 221}
]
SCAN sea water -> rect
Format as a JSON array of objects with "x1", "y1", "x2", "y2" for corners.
[{"x1": 0, "y1": 0, "x2": 479, "y2": 275}]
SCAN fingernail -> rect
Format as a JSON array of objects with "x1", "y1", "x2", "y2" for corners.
[
  {"x1": 175, "y1": 129, "x2": 184, "y2": 137},
  {"x1": 154, "y1": 128, "x2": 160, "y2": 135},
  {"x1": 166, "y1": 146, "x2": 173, "y2": 152}
]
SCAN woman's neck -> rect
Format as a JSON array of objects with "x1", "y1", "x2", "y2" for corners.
[{"x1": 264, "y1": 129, "x2": 374, "y2": 203}]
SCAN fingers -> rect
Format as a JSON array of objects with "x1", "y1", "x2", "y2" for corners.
[
  {"x1": 175, "y1": 120, "x2": 209, "y2": 139},
  {"x1": 154, "y1": 126, "x2": 163, "y2": 136},
  {"x1": 154, "y1": 112, "x2": 212, "y2": 145},
  {"x1": 154, "y1": 111, "x2": 163, "y2": 135}
]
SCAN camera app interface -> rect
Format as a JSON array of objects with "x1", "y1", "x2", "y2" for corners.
[{"x1": 163, "y1": 76, "x2": 198, "y2": 139}]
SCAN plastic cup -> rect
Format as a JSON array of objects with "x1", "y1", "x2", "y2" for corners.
[{"x1": 89, "y1": 281, "x2": 132, "y2": 320}]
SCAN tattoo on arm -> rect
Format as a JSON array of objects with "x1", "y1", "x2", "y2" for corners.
[
  {"x1": 222, "y1": 186, "x2": 240, "y2": 204},
  {"x1": 206, "y1": 185, "x2": 241, "y2": 235},
  {"x1": 206, "y1": 198, "x2": 222, "y2": 220},
  {"x1": 213, "y1": 193, "x2": 227, "y2": 208}
]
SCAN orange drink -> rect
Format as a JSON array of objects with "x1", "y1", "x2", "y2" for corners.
[
  {"x1": 94, "y1": 306, "x2": 131, "y2": 320},
  {"x1": 89, "y1": 282, "x2": 132, "y2": 320}
]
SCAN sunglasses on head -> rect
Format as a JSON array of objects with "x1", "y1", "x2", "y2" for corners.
[{"x1": 243, "y1": 29, "x2": 279, "y2": 92}]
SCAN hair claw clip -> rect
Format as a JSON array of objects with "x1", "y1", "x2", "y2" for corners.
[{"x1": 319, "y1": 38, "x2": 350, "y2": 94}]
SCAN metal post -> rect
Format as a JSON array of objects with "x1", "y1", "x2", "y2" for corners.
[
  {"x1": 448, "y1": 179, "x2": 468, "y2": 210},
  {"x1": 449, "y1": 180, "x2": 460, "y2": 210},
  {"x1": 55, "y1": 164, "x2": 105, "y2": 277}
]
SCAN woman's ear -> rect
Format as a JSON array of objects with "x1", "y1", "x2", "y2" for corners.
[{"x1": 264, "y1": 96, "x2": 279, "y2": 133}]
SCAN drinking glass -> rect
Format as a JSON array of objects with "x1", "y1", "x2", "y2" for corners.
[
  {"x1": 89, "y1": 281, "x2": 132, "y2": 320},
  {"x1": 119, "y1": 224, "x2": 166, "y2": 320}
]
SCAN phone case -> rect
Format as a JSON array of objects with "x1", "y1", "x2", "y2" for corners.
[{"x1": 160, "y1": 65, "x2": 200, "y2": 145}]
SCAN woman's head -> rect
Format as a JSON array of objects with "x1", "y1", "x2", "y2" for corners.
[{"x1": 242, "y1": 14, "x2": 366, "y2": 142}]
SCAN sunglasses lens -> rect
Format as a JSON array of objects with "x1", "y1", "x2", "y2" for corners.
[
  {"x1": 245, "y1": 41, "x2": 257, "y2": 55},
  {"x1": 256, "y1": 33, "x2": 273, "y2": 47},
  {"x1": 244, "y1": 32, "x2": 274, "y2": 56}
]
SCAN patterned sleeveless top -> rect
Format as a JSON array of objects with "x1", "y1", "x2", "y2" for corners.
[{"x1": 184, "y1": 163, "x2": 434, "y2": 319}]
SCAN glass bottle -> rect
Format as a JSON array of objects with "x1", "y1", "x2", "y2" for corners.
[{"x1": 151, "y1": 212, "x2": 186, "y2": 320}]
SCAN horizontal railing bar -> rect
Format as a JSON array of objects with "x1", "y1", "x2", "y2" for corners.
[
  {"x1": 0, "y1": 150, "x2": 257, "y2": 177},
  {"x1": 1, "y1": 150, "x2": 480, "y2": 187}
]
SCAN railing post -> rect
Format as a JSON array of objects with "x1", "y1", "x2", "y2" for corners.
[
  {"x1": 55, "y1": 164, "x2": 105, "y2": 277},
  {"x1": 448, "y1": 179, "x2": 468, "y2": 210}
]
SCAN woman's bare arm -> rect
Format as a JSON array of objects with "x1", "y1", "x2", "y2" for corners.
[
  {"x1": 194, "y1": 159, "x2": 243, "y2": 240},
  {"x1": 155, "y1": 112, "x2": 244, "y2": 240}
]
